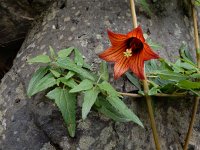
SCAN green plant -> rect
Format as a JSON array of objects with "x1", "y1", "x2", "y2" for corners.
[
  {"x1": 27, "y1": 45, "x2": 200, "y2": 138},
  {"x1": 27, "y1": 46, "x2": 143, "y2": 137}
]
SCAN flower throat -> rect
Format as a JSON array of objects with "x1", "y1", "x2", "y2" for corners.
[{"x1": 124, "y1": 37, "x2": 143, "y2": 58}]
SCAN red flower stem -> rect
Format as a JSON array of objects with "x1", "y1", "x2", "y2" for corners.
[
  {"x1": 129, "y1": 0, "x2": 161, "y2": 149},
  {"x1": 183, "y1": 3, "x2": 200, "y2": 150}
]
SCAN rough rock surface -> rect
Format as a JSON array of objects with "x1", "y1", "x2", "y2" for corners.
[
  {"x1": 0, "y1": 0, "x2": 55, "y2": 78},
  {"x1": 0, "y1": 0, "x2": 200, "y2": 149}
]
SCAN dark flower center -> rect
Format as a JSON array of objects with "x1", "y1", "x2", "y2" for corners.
[{"x1": 126, "y1": 37, "x2": 143, "y2": 54}]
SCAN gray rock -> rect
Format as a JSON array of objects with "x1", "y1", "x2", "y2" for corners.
[
  {"x1": 0, "y1": 0, "x2": 199, "y2": 149},
  {"x1": 0, "y1": 0, "x2": 55, "y2": 78}
]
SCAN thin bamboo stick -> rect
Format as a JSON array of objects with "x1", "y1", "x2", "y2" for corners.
[
  {"x1": 129, "y1": 1, "x2": 161, "y2": 149},
  {"x1": 183, "y1": 3, "x2": 200, "y2": 149},
  {"x1": 118, "y1": 92, "x2": 186, "y2": 97}
]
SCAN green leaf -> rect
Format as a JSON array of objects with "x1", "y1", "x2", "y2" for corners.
[
  {"x1": 27, "y1": 55, "x2": 51, "y2": 64},
  {"x1": 190, "y1": 89, "x2": 200, "y2": 96},
  {"x1": 107, "y1": 96, "x2": 143, "y2": 127},
  {"x1": 145, "y1": 59, "x2": 160, "y2": 73},
  {"x1": 94, "y1": 97, "x2": 129, "y2": 122},
  {"x1": 179, "y1": 44, "x2": 195, "y2": 63},
  {"x1": 50, "y1": 69, "x2": 61, "y2": 78},
  {"x1": 195, "y1": 0, "x2": 200, "y2": 7},
  {"x1": 190, "y1": 73, "x2": 200, "y2": 79},
  {"x1": 147, "y1": 39, "x2": 162, "y2": 50},
  {"x1": 56, "y1": 58, "x2": 95, "y2": 81},
  {"x1": 46, "y1": 87, "x2": 76, "y2": 137},
  {"x1": 148, "y1": 87, "x2": 160, "y2": 95},
  {"x1": 126, "y1": 72, "x2": 141, "y2": 90},
  {"x1": 98, "y1": 81, "x2": 122, "y2": 98},
  {"x1": 137, "y1": 0, "x2": 152, "y2": 16},
  {"x1": 58, "y1": 47, "x2": 74, "y2": 58},
  {"x1": 27, "y1": 72, "x2": 56, "y2": 97},
  {"x1": 49, "y1": 46, "x2": 56, "y2": 59},
  {"x1": 138, "y1": 90, "x2": 145, "y2": 95},
  {"x1": 69, "y1": 79, "x2": 93, "y2": 93},
  {"x1": 27, "y1": 67, "x2": 48, "y2": 97},
  {"x1": 161, "y1": 59, "x2": 187, "y2": 73},
  {"x1": 100, "y1": 61, "x2": 109, "y2": 81},
  {"x1": 179, "y1": 62, "x2": 197, "y2": 70},
  {"x1": 83, "y1": 62, "x2": 92, "y2": 70},
  {"x1": 177, "y1": 80, "x2": 200, "y2": 90},
  {"x1": 57, "y1": 78, "x2": 78, "y2": 88},
  {"x1": 173, "y1": 59, "x2": 185, "y2": 73},
  {"x1": 64, "y1": 71, "x2": 75, "y2": 80},
  {"x1": 82, "y1": 88, "x2": 100, "y2": 119},
  {"x1": 74, "y1": 48, "x2": 84, "y2": 67},
  {"x1": 160, "y1": 83, "x2": 178, "y2": 94},
  {"x1": 157, "y1": 70, "x2": 187, "y2": 82}
]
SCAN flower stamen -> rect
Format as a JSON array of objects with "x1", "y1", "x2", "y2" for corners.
[{"x1": 123, "y1": 49, "x2": 132, "y2": 57}]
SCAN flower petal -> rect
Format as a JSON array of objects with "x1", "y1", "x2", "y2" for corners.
[
  {"x1": 129, "y1": 54, "x2": 145, "y2": 79},
  {"x1": 107, "y1": 29, "x2": 127, "y2": 46},
  {"x1": 142, "y1": 43, "x2": 160, "y2": 61},
  {"x1": 127, "y1": 26, "x2": 145, "y2": 42},
  {"x1": 99, "y1": 44, "x2": 126, "y2": 62},
  {"x1": 114, "y1": 57, "x2": 130, "y2": 79}
]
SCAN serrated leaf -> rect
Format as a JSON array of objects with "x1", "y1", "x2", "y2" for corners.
[
  {"x1": 27, "y1": 72, "x2": 56, "y2": 97},
  {"x1": 107, "y1": 96, "x2": 143, "y2": 127},
  {"x1": 95, "y1": 97, "x2": 129, "y2": 122},
  {"x1": 46, "y1": 87, "x2": 76, "y2": 137},
  {"x1": 50, "y1": 69, "x2": 61, "y2": 78},
  {"x1": 177, "y1": 80, "x2": 200, "y2": 90},
  {"x1": 74, "y1": 48, "x2": 84, "y2": 67},
  {"x1": 157, "y1": 70, "x2": 187, "y2": 82},
  {"x1": 126, "y1": 72, "x2": 141, "y2": 90},
  {"x1": 64, "y1": 71, "x2": 75, "y2": 80},
  {"x1": 57, "y1": 78, "x2": 78, "y2": 88},
  {"x1": 98, "y1": 81, "x2": 122, "y2": 98},
  {"x1": 69, "y1": 79, "x2": 93, "y2": 93},
  {"x1": 27, "y1": 67, "x2": 48, "y2": 97},
  {"x1": 58, "y1": 47, "x2": 74, "y2": 58},
  {"x1": 27, "y1": 55, "x2": 51, "y2": 64},
  {"x1": 56, "y1": 58, "x2": 95, "y2": 81},
  {"x1": 179, "y1": 62, "x2": 197, "y2": 70},
  {"x1": 82, "y1": 88, "x2": 100, "y2": 119},
  {"x1": 100, "y1": 61, "x2": 109, "y2": 81}
]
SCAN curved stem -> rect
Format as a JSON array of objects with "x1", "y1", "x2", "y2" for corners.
[
  {"x1": 183, "y1": 3, "x2": 200, "y2": 150},
  {"x1": 129, "y1": 1, "x2": 160, "y2": 149},
  {"x1": 184, "y1": 97, "x2": 199, "y2": 150}
]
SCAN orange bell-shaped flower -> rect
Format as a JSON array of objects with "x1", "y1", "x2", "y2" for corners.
[{"x1": 99, "y1": 26, "x2": 160, "y2": 80}]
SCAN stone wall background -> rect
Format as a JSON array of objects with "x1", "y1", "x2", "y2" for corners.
[{"x1": 0, "y1": 0, "x2": 200, "y2": 149}]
